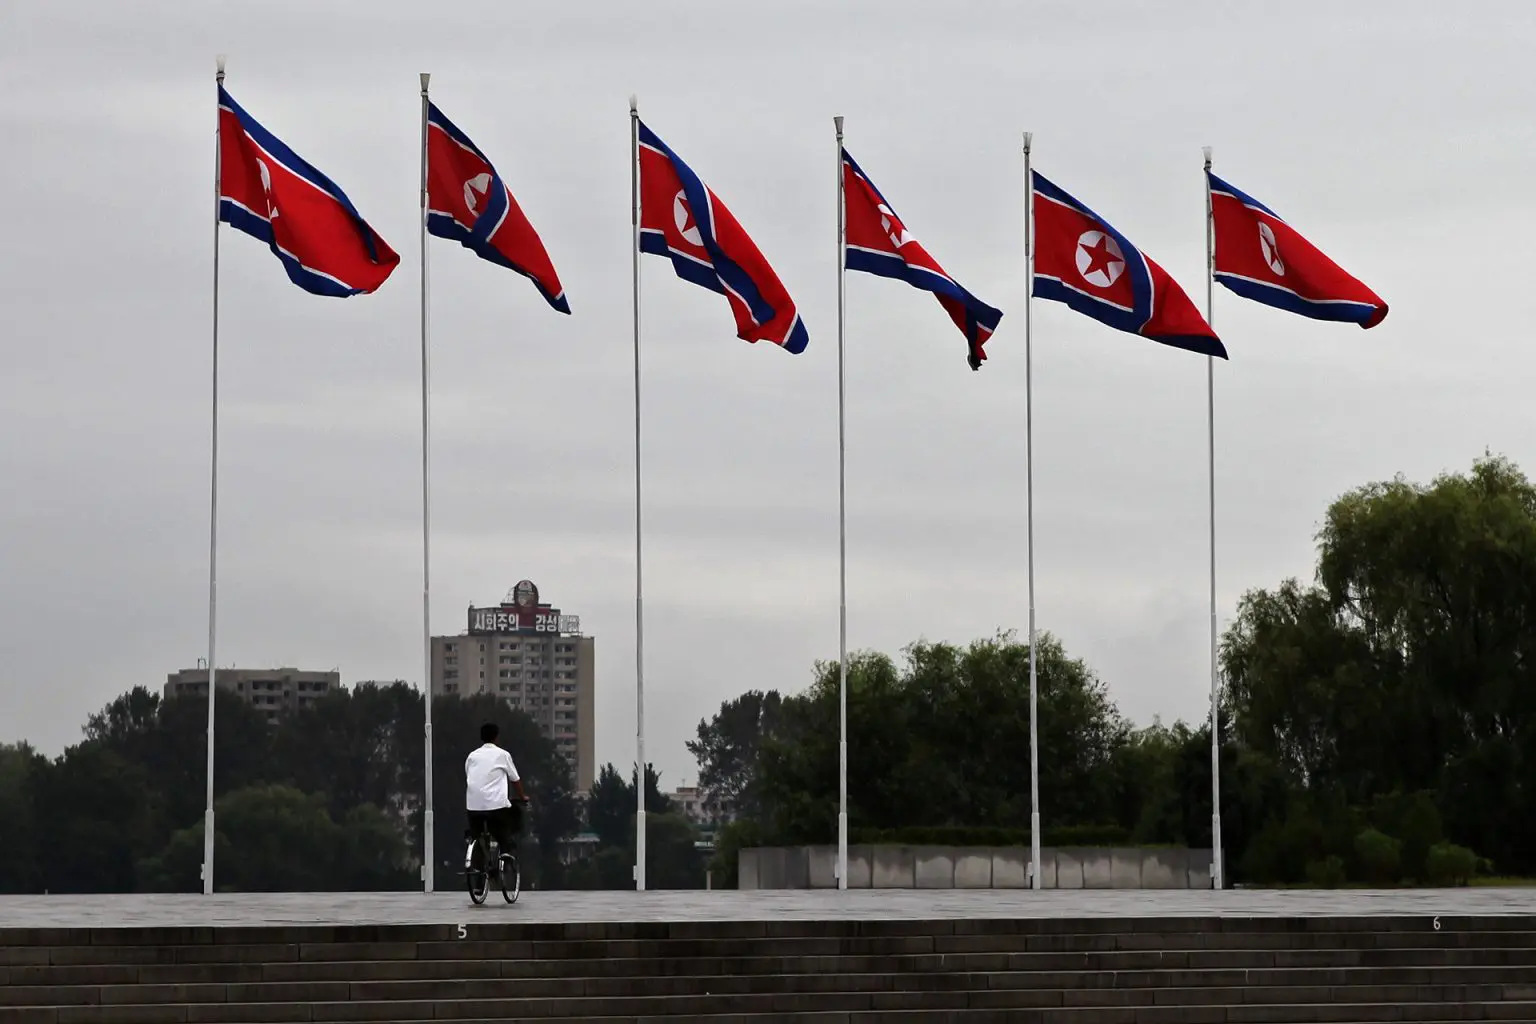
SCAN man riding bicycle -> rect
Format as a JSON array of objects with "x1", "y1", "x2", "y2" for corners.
[{"x1": 465, "y1": 721, "x2": 527, "y2": 859}]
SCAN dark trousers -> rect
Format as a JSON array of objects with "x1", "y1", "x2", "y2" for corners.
[{"x1": 466, "y1": 805, "x2": 522, "y2": 858}]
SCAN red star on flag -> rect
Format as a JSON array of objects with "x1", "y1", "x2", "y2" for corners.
[{"x1": 1079, "y1": 234, "x2": 1122, "y2": 281}]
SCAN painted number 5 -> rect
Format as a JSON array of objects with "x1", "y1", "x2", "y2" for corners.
[{"x1": 457, "y1": 924, "x2": 467, "y2": 939}]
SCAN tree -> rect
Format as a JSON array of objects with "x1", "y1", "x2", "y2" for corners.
[
  {"x1": 586, "y1": 764, "x2": 633, "y2": 849},
  {"x1": 573, "y1": 763, "x2": 687, "y2": 889},
  {"x1": 209, "y1": 785, "x2": 341, "y2": 891},
  {"x1": 12, "y1": 679, "x2": 594, "y2": 893},
  {"x1": 29, "y1": 742, "x2": 156, "y2": 893},
  {"x1": 638, "y1": 813, "x2": 705, "y2": 889},
  {"x1": 0, "y1": 743, "x2": 43, "y2": 893},
  {"x1": 84, "y1": 687, "x2": 274, "y2": 846},
  {"x1": 756, "y1": 633, "x2": 1130, "y2": 844},
  {"x1": 137, "y1": 785, "x2": 413, "y2": 892},
  {"x1": 84, "y1": 686, "x2": 162, "y2": 749},
  {"x1": 1223, "y1": 455, "x2": 1536, "y2": 875},
  {"x1": 688, "y1": 690, "x2": 783, "y2": 823},
  {"x1": 1108, "y1": 719, "x2": 1189, "y2": 844},
  {"x1": 585, "y1": 762, "x2": 670, "y2": 846},
  {"x1": 274, "y1": 681, "x2": 420, "y2": 824},
  {"x1": 335, "y1": 803, "x2": 416, "y2": 891}
]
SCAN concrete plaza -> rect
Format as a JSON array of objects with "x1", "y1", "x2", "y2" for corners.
[{"x1": 0, "y1": 887, "x2": 1532, "y2": 930}]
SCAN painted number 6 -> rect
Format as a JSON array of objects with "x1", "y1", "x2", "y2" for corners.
[{"x1": 1433, "y1": 917, "x2": 1441, "y2": 931}]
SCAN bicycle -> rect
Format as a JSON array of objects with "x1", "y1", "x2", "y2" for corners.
[{"x1": 464, "y1": 805, "x2": 524, "y2": 905}]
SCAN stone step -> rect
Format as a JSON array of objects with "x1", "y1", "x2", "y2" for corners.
[
  {"x1": 9, "y1": 930, "x2": 1535, "y2": 969},
  {"x1": 2, "y1": 983, "x2": 1533, "y2": 1023},
  {"x1": 4, "y1": 916, "x2": 1532, "y2": 948},
  {"x1": 5, "y1": 968, "x2": 1536, "y2": 1006},
  {"x1": 9, "y1": 945, "x2": 1536, "y2": 987},
  {"x1": 263, "y1": 1017, "x2": 1536, "y2": 1024},
  {"x1": 6, "y1": 917, "x2": 1533, "y2": 1024}
]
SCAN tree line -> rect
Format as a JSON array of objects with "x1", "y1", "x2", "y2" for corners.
[
  {"x1": 0, "y1": 684, "x2": 705, "y2": 893},
  {"x1": 692, "y1": 456, "x2": 1534, "y2": 887},
  {"x1": 5, "y1": 455, "x2": 1529, "y2": 891}
]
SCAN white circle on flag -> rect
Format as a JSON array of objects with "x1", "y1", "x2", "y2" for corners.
[
  {"x1": 256, "y1": 158, "x2": 279, "y2": 220},
  {"x1": 877, "y1": 203, "x2": 912, "y2": 249},
  {"x1": 1258, "y1": 222, "x2": 1285, "y2": 276},
  {"x1": 673, "y1": 190, "x2": 703, "y2": 246},
  {"x1": 463, "y1": 173, "x2": 491, "y2": 216},
  {"x1": 1074, "y1": 230, "x2": 1125, "y2": 287}
]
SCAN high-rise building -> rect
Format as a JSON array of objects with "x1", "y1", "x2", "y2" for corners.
[
  {"x1": 163, "y1": 667, "x2": 340, "y2": 724},
  {"x1": 430, "y1": 579, "x2": 595, "y2": 792}
]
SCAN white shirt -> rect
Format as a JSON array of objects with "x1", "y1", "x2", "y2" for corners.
[{"x1": 465, "y1": 743, "x2": 520, "y2": 811}]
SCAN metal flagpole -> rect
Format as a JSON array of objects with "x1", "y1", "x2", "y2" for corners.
[
  {"x1": 1203, "y1": 145, "x2": 1224, "y2": 891},
  {"x1": 1023, "y1": 131, "x2": 1041, "y2": 892},
  {"x1": 630, "y1": 95, "x2": 647, "y2": 893},
  {"x1": 419, "y1": 72, "x2": 435, "y2": 894},
  {"x1": 202, "y1": 55, "x2": 226, "y2": 896},
  {"x1": 834, "y1": 114, "x2": 848, "y2": 892}
]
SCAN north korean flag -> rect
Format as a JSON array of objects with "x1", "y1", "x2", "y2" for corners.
[
  {"x1": 1032, "y1": 171, "x2": 1224, "y2": 358},
  {"x1": 1208, "y1": 173, "x2": 1386, "y2": 328},
  {"x1": 638, "y1": 121, "x2": 808, "y2": 354},
  {"x1": 426, "y1": 103, "x2": 569, "y2": 314},
  {"x1": 217, "y1": 86, "x2": 398, "y2": 296},
  {"x1": 842, "y1": 149, "x2": 1003, "y2": 370}
]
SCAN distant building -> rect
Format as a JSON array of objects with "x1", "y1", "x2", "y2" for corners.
[
  {"x1": 670, "y1": 784, "x2": 731, "y2": 828},
  {"x1": 429, "y1": 579, "x2": 596, "y2": 792},
  {"x1": 558, "y1": 831, "x2": 601, "y2": 865},
  {"x1": 164, "y1": 667, "x2": 339, "y2": 724}
]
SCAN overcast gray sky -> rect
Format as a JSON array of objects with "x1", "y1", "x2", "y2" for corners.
[{"x1": 2, "y1": 1, "x2": 1532, "y2": 790}]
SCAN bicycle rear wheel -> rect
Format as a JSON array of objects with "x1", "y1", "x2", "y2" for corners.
[
  {"x1": 499, "y1": 852, "x2": 520, "y2": 904},
  {"x1": 466, "y1": 838, "x2": 489, "y2": 905}
]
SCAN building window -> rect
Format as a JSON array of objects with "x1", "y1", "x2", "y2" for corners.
[{"x1": 445, "y1": 670, "x2": 458, "y2": 680}]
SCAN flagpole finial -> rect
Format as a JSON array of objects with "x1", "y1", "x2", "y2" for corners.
[
  {"x1": 420, "y1": 73, "x2": 430, "y2": 92},
  {"x1": 834, "y1": 114, "x2": 843, "y2": 134},
  {"x1": 216, "y1": 55, "x2": 226, "y2": 78},
  {"x1": 1023, "y1": 131, "x2": 1033, "y2": 154},
  {"x1": 629, "y1": 94, "x2": 638, "y2": 114},
  {"x1": 1202, "y1": 145, "x2": 1212, "y2": 170}
]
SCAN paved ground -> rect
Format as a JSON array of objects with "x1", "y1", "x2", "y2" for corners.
[{"x1": 0, "y1": 889, "x2": 1531, "y2": 929}]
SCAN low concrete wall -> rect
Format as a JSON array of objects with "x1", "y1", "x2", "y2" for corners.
[{"x1": 738, "y1": 845, "x2": 1215, "y2": 890}]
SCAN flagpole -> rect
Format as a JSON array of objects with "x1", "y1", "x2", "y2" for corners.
[
  {"x1": 630, "y1": 95, "x2": 647, "y2": 893},
  {"x1": 1203, "y1": 145, "x2": 1223, "y2": 891},
  {"x1": 419, "y1": 71, "x2": 435, "y2": 895},
  {"x1": 202, "y1": 55, "x2": 226, "y2": 897},
  {"x1": 834, "y1": 114, "x2": 848, "y2": 892},
  {"x1": 1023, "y1": 131, "x2": 1041, "y2": 891}
]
